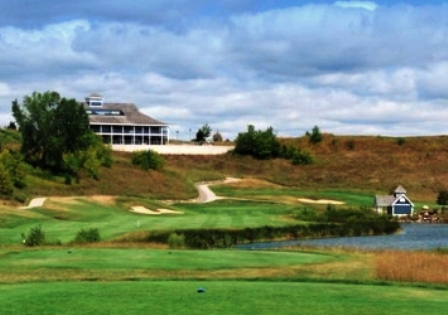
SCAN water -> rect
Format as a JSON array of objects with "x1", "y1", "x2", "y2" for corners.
[{"x1": 236, "y1": 224, "x2": 448, "y2": 251}]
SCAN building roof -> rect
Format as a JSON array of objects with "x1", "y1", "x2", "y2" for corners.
[
  {"x1": 394, "y1": 185, "x2": 407, "y2": 195},
  {"x1": 86, "y1": 103, "x2": 168, "y2": 126},
  {"x1": 87, "y1": 93, "x2": 103, "y2": 98},
  {"x1": 375, "y1": 195, "x2": 396, "y2": 207}
]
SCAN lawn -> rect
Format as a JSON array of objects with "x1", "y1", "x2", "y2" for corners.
[
  {"x1": 0, "y1": 281, "x2": 447, "y2": 315},
  {"x1": 0, "y1": 247, "x2": 344, "y2": 282},
  {"x1": 0, "y1": 198, "x2": 299, "y2": 245},
  {"x1": 0, "y1": 182, "x2": 447, "y2": 315},
  {"x1": 211, "y1": 184, "x2": 377, "y2": 207}
]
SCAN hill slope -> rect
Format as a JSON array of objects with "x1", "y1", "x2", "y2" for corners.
[{"x1": 2, "y1": 128, "x2": 448, "y2": 203}]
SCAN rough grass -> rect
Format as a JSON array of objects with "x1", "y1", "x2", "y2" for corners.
[
  {"x1": 375, "y1": 251, "x2": 448, "y2": 284},
  {"x1": 4, "y1": 133, "x2": 448, "y2": 206}
]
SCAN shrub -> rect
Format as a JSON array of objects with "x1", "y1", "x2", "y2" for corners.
[
  {"x1": 396, "y1": 137, "x2": 406, "y2": 146},
  {"x1": 167, "y1": 233, "x2": 185, "y2": 249},
  {"x1": 132, "y1": 150, "x2": 165, "y2": 171},
  {"x1": 345, "y1": 139, "x2": 356, "y2": 150},
  {"x1": 291, "y1": 150, "x2": 314, "y2": 165},
  {"x1": 72, "y1": 228, "x2": 101, "y2": 244},
  {"x1": 234, "y1": 125, "x2": 280, "y2": 159},
  {"x1": 0, "y1": 164, "x2": 14, "y2": 196},
  {"x1": 22, "y1": 225, "x2": 46, "y2": 246},
  {"x1": 309, "y1": 125, "x2": 323, "y2": 144},
  {"x1": 437, "y1": 190, "x2": 448, "y2": 206}
]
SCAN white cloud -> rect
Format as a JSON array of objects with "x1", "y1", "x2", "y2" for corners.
[
  {"x1": 334, "y1": 1, "x2": 378, "y2": 11},
  {"x1": 2, "y1": 2, "x2": 448, "y2": 138}
]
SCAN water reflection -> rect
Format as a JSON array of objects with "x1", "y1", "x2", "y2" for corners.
[{"x1": 236, "y1": 224, "x2": 448, "y2": 251}]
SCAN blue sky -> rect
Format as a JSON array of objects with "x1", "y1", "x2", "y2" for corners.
[{"x1": 1, "y1": 0, "x2": 448, "y2": 139}]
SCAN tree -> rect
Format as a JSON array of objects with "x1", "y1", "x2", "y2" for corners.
[
  {"x1": 6, "y1": 121, "x2": 16, "y2": 130},
  {"x1": 195, "y1": 124, "x2": 212, "y2": 143},
  {"x1": 132, "y1": 149, "x2": 165, "y2": 171},
  {"x1": 234, "y1": 125, "x2": 280, "y2": 159},
  {"x1": 0, "y1": 164, "x2": 14, "y2": 196},
  {"x1": 437, "y1": 190, "x2": 448, "y2": 207},
  {"x1": 12, "y1": 91, "x2": 111, "y2": 178},
  {"x1": 212, "y1": 131, "x2": 223, "y2": 142},
  {"x1": 309, "y1": 125, "x2": 323, "y2": 144}
]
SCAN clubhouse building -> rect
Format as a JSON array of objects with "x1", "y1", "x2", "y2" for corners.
[{"x1": 85, "y1": 94, "x2": 169, "y2": 145}]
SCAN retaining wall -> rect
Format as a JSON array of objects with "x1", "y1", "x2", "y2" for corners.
[{"x1": 112, "y1": 144, "x2": 234, "y2": 155}]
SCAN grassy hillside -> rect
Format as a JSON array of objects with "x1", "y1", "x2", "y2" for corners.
[{"x1": 3, "y1": 128, "x2": 448, "y2": 204}]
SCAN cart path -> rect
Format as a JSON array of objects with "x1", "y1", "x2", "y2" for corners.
[{"x1": 22, "y1": 178, "x2": 241, "y2": 208}]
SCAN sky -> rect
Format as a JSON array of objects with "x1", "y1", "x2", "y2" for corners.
[{"x1": 1, "y1": 0, "x2": 448, "y2": 140}]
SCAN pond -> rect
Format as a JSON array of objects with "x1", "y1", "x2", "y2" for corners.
[{"x1": 236, "y1": 224, "x2": 448, "y2": 251}]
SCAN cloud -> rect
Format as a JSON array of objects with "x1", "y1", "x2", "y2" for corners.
[
  {"x1": 1, "y1": 2, "x2": 448, "y2": 138},
  {"x1": 334, "y1": 1, "x2": 378, "y2": 11}
]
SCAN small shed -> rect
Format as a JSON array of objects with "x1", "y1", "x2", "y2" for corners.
[{"x1": 374, "y1": 185, "x2": 414, "y2": 216}]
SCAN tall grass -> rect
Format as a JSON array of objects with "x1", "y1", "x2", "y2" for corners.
[{"x1": 375, "y1": 251, "x2": 448, "y2": 284}]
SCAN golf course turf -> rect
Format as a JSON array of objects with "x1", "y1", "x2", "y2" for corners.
[{"x1": 0, "y1": 281, "x2": 447, "y2": 315}]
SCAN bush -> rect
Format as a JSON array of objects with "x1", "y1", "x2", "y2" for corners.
[
  {"x1": 396, "y1": 137, "x2": 406, "y2": 146},
  {"x1": 132, "y1": 150, "x2": 165, "y2": 171},
  {"x1": 345, "y1": 139, "x2": 356, "y2": 150},
  {"x1": 309, "y1": 125, "x2": 323, "y2": 144},
  {"x1": 291, "y1": 150, "x2": 314, "y2": 165},
  {"x1": 234, "y1": 125, "x2": 280, "y2": 159},
  {"x1": 0, "y1": 164, "x2": 14, "y2": 196},
  {"x1": 22, "y1": 225, "x2": 46, "y2": 246},
  {"x1": 437, "y1": 190, "x2": 448, "y2": 206},
  {"x1": 137, "y1": 218, "x2": 400, "y2": 249},
  {"x1": 167, "y1": 233, "x2": 185, "y2": 249},
  {"x1": 72, "y1": 228, "x2": 101, "y2": 244}
]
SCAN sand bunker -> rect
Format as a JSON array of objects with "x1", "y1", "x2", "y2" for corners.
[
  {"x1": 297, "y1": 198, "x2": 345, "y2": 205},
  {"x1": 130, "y1": 206, "x2": 183, "y2": 215}
]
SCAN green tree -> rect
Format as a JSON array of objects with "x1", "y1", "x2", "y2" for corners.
[
  {"x1": 21, "y1": 225, "x2": 46, "y2": 247},
  {"x1": 195, "y1": 124, "x2": 212, "y2": 143},
  {"x1": 212, "y1": 130, "x2": 223, "y2": 142},
  {"x1": 437, "y1": 190, "x2": 448, "y2": 206},
  {"x1": 12, "y1": 91, "x2": 110, "y2": 178},
  {"x1": 0, "y1": 149, "x2": 27, "y2": 188},
  {"x1": 0, "y1": 164, "x2": 14, "y2": 196},
  {"x1": 234, "y1": 125, "x2": 280, "y2": 159},
  {"x1": 132, "y1": 149, "x2": 165, "y2": 171},
  {"x1": 309, "y1": 125, "x2": 323, "y2": 144}
]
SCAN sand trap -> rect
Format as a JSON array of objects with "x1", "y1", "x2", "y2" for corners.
[
  {"x1": 157, "y1": 208, "x2": 183, "y2": 214},
  {"x1": 130, "y1": 206, "x2": 183, "y2": 215},
  {"x1": 297, "y1": 198, "x2": 345, "y2": 205}
]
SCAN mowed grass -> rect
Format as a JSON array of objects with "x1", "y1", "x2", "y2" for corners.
[
  {"x1": 0, "y1": 198, "x2": 300, "y2": 245},
  {"x1": 211, "y1": 181, "x2": 377, "y2": 207},
  {"x1": 0, "y1": 281, "x2": 447, "y2": 315},
  {"x1": 0, "y1": 248, "x2": 343, "y2": 282}
]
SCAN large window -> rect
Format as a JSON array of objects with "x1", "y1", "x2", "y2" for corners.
[
  {"x1": 113, "y1": 126, "x2": 123, "y2": 133},
  {"x1": 150, "y1": 126, "x2": 162, "y2": 134}
]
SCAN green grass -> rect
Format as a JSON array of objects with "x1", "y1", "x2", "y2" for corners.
[
  {"x1": 0, "y1": 281, "x2": 447, "y2": 315},
  {"x1": 0, "y1": 199, "x2": 301, "y2": 246},
  {"x1": 0, "y1": 248, "x2": 338, "y2": 275},
  {"x1": 212, "y1": 186, "x2": 378, "y2": 206}
]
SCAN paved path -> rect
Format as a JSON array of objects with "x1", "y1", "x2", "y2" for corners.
[
  {"x1": 21, "y1": 197, "x2": 46, "y2": 209},
  {"x1": 194, "y1": 178, "x2": 240, "y2": 203},
  {"x1": 195, "y1": 183, "x2": 223, "y2": 203},
  {"x1": 21, "y1": 178, "x2": 239, "y2": 209}
]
